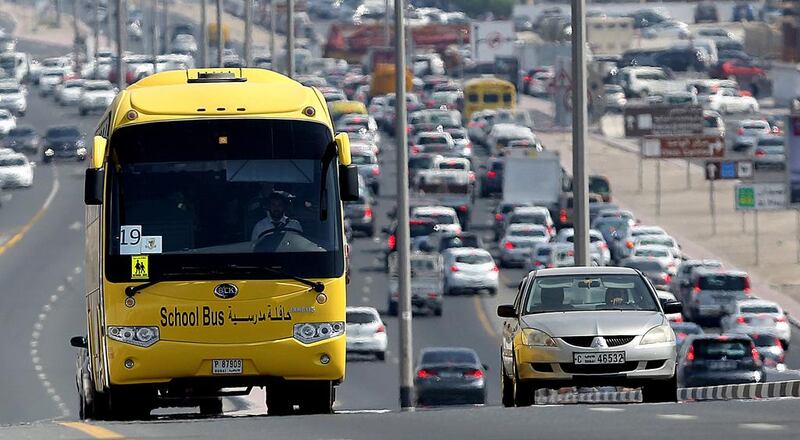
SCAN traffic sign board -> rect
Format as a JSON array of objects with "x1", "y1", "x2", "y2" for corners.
[
  {"x1": 735, "y1": 183, "x2": 786, "y2": 211},
  {"x1": 624, "y1": 105, "x2": 703, "y2": 137},
  {"x1": 705, "y1": 160, "x2": 754, "y2": 180},
  {"x1": 642, "y1": 136, "x2": 725, "y2": 159}
]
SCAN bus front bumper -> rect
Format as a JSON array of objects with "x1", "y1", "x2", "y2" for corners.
[{"x1": 106, "y1": 335, "x2": 345, "y2": 386}]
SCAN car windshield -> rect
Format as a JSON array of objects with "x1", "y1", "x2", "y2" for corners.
[
  {"x1": 47, "y1": 127, "x2": 80, "y2": 138},
  {"x1": 740, "y1": 306, "x2": 779, "y2": 314},
  {"x1": 346, "y1": 311, "x2": 376, "y2": 324},
  {"x1": 692, "y1": 340, "x2": 750, "y2": 360},
  {"x1": 421, "y1": 350, "x2": 476, "y2": 365},
  {"x1": 454, "y1": 253, "x2": 493, "y2": 265},
  {"x1": 524, "y1": 274, "x2": 658, "y2": 314},
  {"x1": 105, "y1": 119, "x2": 342, "y2": 282},
  {"x1": 699, "y1": 275, "x2": 747, "y2": 290}
]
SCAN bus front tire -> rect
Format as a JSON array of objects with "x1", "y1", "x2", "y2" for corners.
[
  {"x1": 299, "y1": 381, "x2": 334, "y2": 415},
  {"x1": 199, "y1": 398, "x2": 224, "y2": 416}
]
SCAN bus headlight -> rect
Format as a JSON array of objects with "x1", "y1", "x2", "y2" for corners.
[
  {"x1": 107, "y1": 326, "x2": 160, "y2": 347},
  {"x1": 293, "y1": 322, "x2": 344, "y2": 344}
]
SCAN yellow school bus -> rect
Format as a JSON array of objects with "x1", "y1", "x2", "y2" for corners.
[
  {"x1": 72, "y1": 68, "x2": 359, "y2": 419},
  {"x1": 462, "y1": 76, "x2": 516, "y2": 120}
]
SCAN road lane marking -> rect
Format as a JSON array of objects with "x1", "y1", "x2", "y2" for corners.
[
  {"x1": 0, "y1": 165, "x2": 59, "y2": 256},
  {"x1": 658, "y1": 414, "x2": 697, "y2": 420},
  {"x1": 473, "y1": 295, "x2": 498, "y2": 338},
  {"x1": 739, "y1": 423, "x2": 785, "y2": 431},
  {"x1": 588, "y1": 407, "x2": 625, "y2": 412},
  {"x1": 58, "y1": 422, "x2": 126, "y2": 439}
]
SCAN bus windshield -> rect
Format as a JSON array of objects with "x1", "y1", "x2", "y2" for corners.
[{"x1": 105, "y1": 119, "x2": 343, "y2": 282}]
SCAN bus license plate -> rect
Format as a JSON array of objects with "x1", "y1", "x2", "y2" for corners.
[
  {"x1": 573, "y1": 352, "x2": 625, "y2": 365},
  {"x1": 212, "y1": 359, "x2": 243, "y2": 375}
]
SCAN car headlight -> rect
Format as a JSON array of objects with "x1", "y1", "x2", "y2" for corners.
[
  {"x1": 293, "y1": 321, "x2": 344, "y2": 344},
  {"x1": 107, "y1": 326, "x2": 160, "y2": 347},
  {"x1": 521, "y1": 328, "x2": 557, "y2": 347},
  {"x1": 640, "y1": 324, "x2": 675, "y2": 345}
]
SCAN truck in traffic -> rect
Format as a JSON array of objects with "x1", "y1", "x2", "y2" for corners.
[
  {"x1": 72, "y1": 68, "x2": 359, "y2": 420},
  {"x1": 501, "y1": 149, "x2": 565, "y2": 219}
]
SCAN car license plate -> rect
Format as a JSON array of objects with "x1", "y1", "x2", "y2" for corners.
[
  {"x1": 573, "y1": 352, "x2": 626, "y2": 365},
  {"x1": 709, "y1": 360, "x2": 736, "y2": 371},
  {"x1": 751, "y1": 318, "x2": 772, "y2": 327},
  {"x1": 212, "y1": 359, "x2": 243, "y2": 375}
]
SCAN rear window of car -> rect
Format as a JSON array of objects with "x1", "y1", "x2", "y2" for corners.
[
  {"x1": 510, "y1": 229, "x2": 546, "y2": 237},
  {"x1": 441, "y1": 236, "x2": 479, "y2": 249},
  {"x1": 589, "y1": 178, "x2": 609, "y2": 193},
  {"x1": 490, "y1": 161, "x2": 504, "y2": 171},
  {"x1": 692, "y1": 339, "x2": 750, "y2": 360},
  {"x1": 418, "y1": 136, "x2": 448, "y2": 145},
  {"x1": 409, "y1": 157, "x2": 434, "y2": 169},
  {"x1": 634, "y1": 248, "x2": 669, "y2": 257},
  {"x1": 416, "y1": 213, "x2": 455, "y2": 224},
  {"x1": 699, "y1": 274, "x2": 747, "y2": 291},
  {"x1": 511, "y1": 214, "x2": 547, "y2": 224},
  {"x1": 346, "y1": 311, "x2": 375, "y2": 324},
  {"x1": 455, "y1": 253, "x2": 493, "y2": 265},
  {"x1": 421, "y1": 350, "x2": 476, "y2": 364},
  {"x1": 623, "y1": 260, "x2": 665, "y2": 271},
  {"x1": 751, "y1": 334, "x2": 780, "y2": 346},
  {"x1": 740, "y1": 306, "x2": 779, "y2": 314},
  {"x1": 409, "y1": 222, "x2": 436, "y2": 237}
]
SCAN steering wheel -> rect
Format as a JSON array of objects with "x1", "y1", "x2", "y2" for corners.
[{"x1": 257, "y1": 226, "x2": 303, "y2": 240}]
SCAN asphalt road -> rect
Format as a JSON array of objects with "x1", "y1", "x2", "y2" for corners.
[{"x1": 0, "y1": 16, "x2": 799, "y2": 440}]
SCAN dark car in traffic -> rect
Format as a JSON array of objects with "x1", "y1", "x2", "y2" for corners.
[
  {"x1": 42, "y1": 125, "x2": 85, "y2": 162},
  {"x1": 621, "y1": 258, "x2": 673, "y2": 289},
  {"x1": 2, "y1": 126, "x2": 39, "y2": 154},
  {"x1": 479, "y1": 158, "x2": 504, "y2": 197},
  {"x1": 344, "y1": 194, "x2": 376, "y2": 237},
  {"x1": 677, "y1": 334, "x2": 764, "y2": 388},
  {"x1": 415, "y1": 347, "x2": 487, "y2": 406}
]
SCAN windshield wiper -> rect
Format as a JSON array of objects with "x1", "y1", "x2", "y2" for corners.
[
  {"x1": 226, "y1": 264, "x2": 325, "y2": 292},
  {"x1": 125, "y1": 266, "x2": 218, "y2": 297}
]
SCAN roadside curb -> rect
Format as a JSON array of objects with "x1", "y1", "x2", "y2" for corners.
[
  {"x1": 678, "y1": 380, "x2": 800, "y2": 401},
  {"x1": 535, "y1": 389, "x2": 641, "y2": 404}
]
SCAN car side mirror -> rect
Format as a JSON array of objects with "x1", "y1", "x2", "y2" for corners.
[
  {"x1": 482, "y1": 363, "x2": 490, "y2": 371},
  {"x1": 338, "y1": 164, "x2": 359, "y2": 202},
  {"x1": 84, "y1": 168, "x2": 104, "y2": 205},
  {"x1": 662, "y1": 300, "x2": 682, "y2": 315},
  {"x1": 497, "y1": 304, "x2": 517, "y2": 318},
  {"x1": 70, "y1": 335, "x2": 87, "y2": 348}
]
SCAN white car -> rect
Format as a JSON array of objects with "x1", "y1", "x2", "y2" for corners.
[
  {"x1": 703, "y1": 110, "x2": 725, "y2": 138},
  {"x1": 0, "y1": 82, "x2": 26, "y2": 116},
  {"x1": 619, "y1": 66, "x2": 687, "y2": 98},
  {"x1": 411, "y1": 206, "x2": 461, "y2": 234},
  {"x1": 694, "y1": 27, "x2": 739, "y2": 44},
  {"x1": 721, "y1": 299, "x2": 791, "y2": 348},
  {"x1": 630, "y1": 245, "x2": 679, "y2": 274},
  {"x1": 499, "y1": 224, "x2": 550, "y2": 267},
  {"x1": 79, "y1": 80, "x2": 117, "y2": 116},
  {"x1": 733, "y1": 119, "x2": 771, "y2": 151},
  {"x1": 345, "y1": 306, "x2": 388, "y2": 361},
  {"x1": 38, "y1": 68, "x2": 65, "y2": 95},
  {"x1": 554, "y1": 228, "x2": 612, "y2": 266},
  {"x1": 643, "y1": 21, "x2": 690, "y2": 39},
  {"x1": 0, "y1": 109, "x2": 16, "y2": 136},
  {"x1": 443, "y1": 248, "x2": 499, "y2": 295},
  {"x1": 630, "y1": 225, "x2": 667, "y2": 239},
  {"x1": 633, "y1": 235, "x2": 682, "y2": 261},
  {"x1": 55, "y1": 79, "x2": 85, "y2": 106},
  {"x1": 172, "y1": 33, "x2": 198, "y2": 54},
  {"x1": 708, "y1": 88, "x2": 759, "y2": 114},
  {"x1": 0, "y1": 153, "x2": 33, "y2": 188}
]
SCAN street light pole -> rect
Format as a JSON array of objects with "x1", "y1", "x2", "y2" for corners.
[
  {"x1": 244, "y1": 0, "x2": 253, "y2": 66},
  {"x1": 286, "y1": 0, "x2": 295, "y2": 77},
  {"x1": 216, "y1": 0, "x2": 223, "y2": 67},
  {"x1": 394, "y1": 0, "x2": 413, "y2": 410},
  {"x1": 270, "y1": 0, "x2": 277, "y2": 71},
  {"x1": 163, "y1": 0, "x2": 170, "y2": 54},
  {"x1": 571, "y1": 0, "x2": 590, "y2": 266},
  {"x1": 200, "y1": 0, "x2": 208, "y2": 67},
  {"x1": 384, "y1": 0, "x2": 390, "y2": 46},
  {"x1": 115, "y1": 0, "x2": 125, "y2": 90}
]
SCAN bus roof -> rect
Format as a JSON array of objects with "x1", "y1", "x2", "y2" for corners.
[
  {"x1": 463, "y1": 76, "x2": 515, "y2": 89},
  {"x1": 117, "y1": 68, "x2": 329, "y2": 124}
]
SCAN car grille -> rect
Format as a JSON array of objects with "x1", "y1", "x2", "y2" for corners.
[
  {"x1": 561, "y1": 336, "x2": 636, "y2": 347},
  {"x1": 560, "y1": 362, "x2": 639, "y2": 374}
]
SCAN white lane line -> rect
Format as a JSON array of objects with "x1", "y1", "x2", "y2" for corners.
[
  {"x1": 739, "y1": 423, "x2": 785, "y2": 431},
  {"x1": 361, "y1": 286, "x2": 370, "y2": 294},
  {"x1": 364, "y1": 276, "x2": 373, "y2": 284},
  {"x1": 337, "y1": 409, "x2": 391, "y2": 414},
  {"x1": 362, "y1": 296, "x2": 369, "y2": 303},
  {"x1": 68, "y1": 221, "x2": 82, "y2": 230},
  {"x1": 588, "y1": 407, "x2": 625, "y2": 412},
  {"x1": 29, "y1": 280, "x2": 71, "y2": 418},
  {"x1": 658, "y1": 414, "x2": 697, "y2": 421}
]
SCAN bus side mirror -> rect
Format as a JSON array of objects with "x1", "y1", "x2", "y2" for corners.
[
  {"x1": 84, "y1": 168, "x2": 104, "y2": 205},
  {"x1": 339, "y1": 164, "x2": 359, "y2": 201},
  {"x1": 70, "y1": 336, "x2": 87, "y2": 348}
]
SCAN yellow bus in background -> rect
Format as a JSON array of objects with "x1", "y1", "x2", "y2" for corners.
[
  {"x1": 72, "y1": 68, "x2": 359, "y2": 420},
  {"x1": 462, "y1": 77, "x2": 516, "y2": 120}
]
